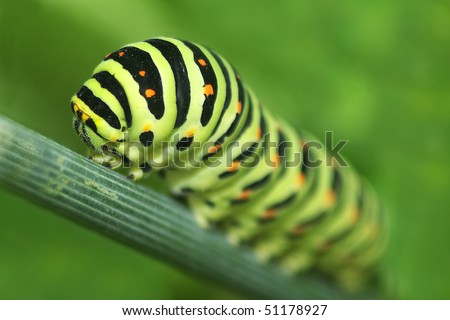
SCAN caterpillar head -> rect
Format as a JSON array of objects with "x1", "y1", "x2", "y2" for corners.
[{"x1": 71, "y1": 94, "x2": 125, "y2": 152}]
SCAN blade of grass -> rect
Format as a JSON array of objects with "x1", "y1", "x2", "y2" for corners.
[{"x1": 0, "y1": 115, "x2": 364, "y2": 299}]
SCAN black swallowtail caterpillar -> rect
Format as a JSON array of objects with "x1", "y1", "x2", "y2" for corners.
[{"x1": 71, "y1": 37, "x2": 385, "y2": 289}]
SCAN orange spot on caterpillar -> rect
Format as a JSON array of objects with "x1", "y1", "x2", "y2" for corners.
[
  {"x1": 118, "y1": 51, "x2": 125, "y2": 57},
  {"x1": 185, "y1": 128, "x2": 196, "y2": 138},
  {"x1": 325, "y1": 190, "x2": 336, "y2": 206},
  {"x1": 300, "y1": 139, "x2": 307, "y2": 148},
  {"x1": 273, "y1": 154, "x2": 280, "y2": 167},
  {"x1": 236, "y1": 101, "x2": 242, "y2": 114},
  {"x1": 352, "y1": 208, "x2": 361, "y2": 223},
  {"x1": 145, "y1": 88, "x2": 156, "y2": 98},
  {"x1": 227, "y1": 161, "x2": 240, "y2": 172},
  {"x1": 256, "y1": 127, "x2": 262, "y2": 139},
  {"x1": 208, "y1": 144, "x2": 221, "y2": 154},
  {"x1": 139, "y1": 70, "x2": 146, "y2": 77},
  {"x1": 296, "y1": 173, "x2": 305, "y2": 187},
  {"x1": 203, "y1": 84, "x2": 214, "y2": 97},
  {"x1": 143, "y1": 123, "x2": 152, "y2": 132},
  {"x1": 263, "y1": 209, "x2": 277, "y2": 220},
  {"x1": 198, "y1": 59, "x2": 207, "y2": 66},
  {"x1": 238, "y1": 189, "x2": 252, "y2": 200},
  {"x1": 292, "y1": 225, "x2": 305, "y2": 236}
]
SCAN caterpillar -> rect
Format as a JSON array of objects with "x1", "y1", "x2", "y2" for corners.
[{"x1": 71, "y1": 37, "x2": 385, "y2": 289}]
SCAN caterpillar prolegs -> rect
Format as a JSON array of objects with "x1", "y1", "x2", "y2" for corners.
[{"x1": 71, "y1": 37, "x2": 385, "y2": 289}]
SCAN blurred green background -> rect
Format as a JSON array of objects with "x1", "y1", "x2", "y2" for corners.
[{"x1": 0, "y1": 0, "x2": 449, "y2": 299}]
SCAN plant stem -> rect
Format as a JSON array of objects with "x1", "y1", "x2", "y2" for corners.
[{"x1": 0, "y1": 115, "x2": 356, "y2": 299}]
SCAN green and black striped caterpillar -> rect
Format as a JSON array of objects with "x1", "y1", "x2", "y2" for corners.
[{"x1": 71, "y1": 37, "x2": 385, "y2": 289}]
